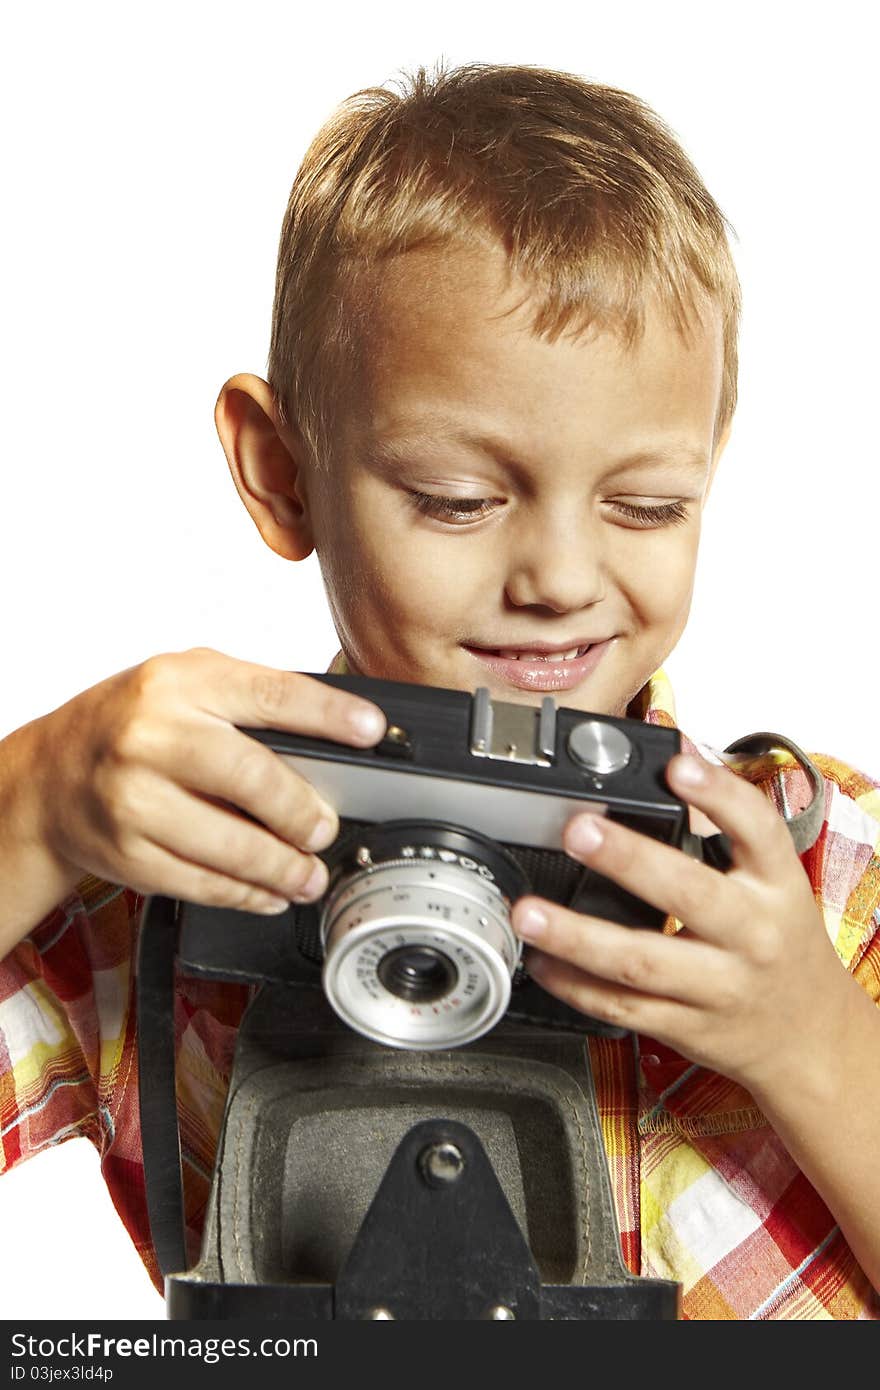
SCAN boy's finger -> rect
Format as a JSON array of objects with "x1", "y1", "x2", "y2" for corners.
[
  {"x1": 152, "y1": 649, "x2": 387, "y2": 745},
  {"x1": 117, "y1": 836, "x2": 300, "y2": 917},
  {"x1": 240, "y1": 667, "x2": 388, "y2": 744},
  {"x1": 136, "y1": 721, "x2": 342, "y2": 853},
  {"x1": 665, "y1": 753, "x2": 798, "y2": 878},
  {"x1": 523, "y1": 950, "x2": 687, "y2": 1041},
  {"x1": 511, "y1": 896, "x2": 723, "y2": 1004},
  {"x1": 559, "y1": 810, "x2": 737, "y2": 942},
  {"x1": 139, "y1": 780, "x2": 330, "y2": 905}
]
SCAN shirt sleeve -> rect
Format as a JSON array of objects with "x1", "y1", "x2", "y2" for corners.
[
  {"x1": 1, "y1": 876, "x2": 252, "y2": 1293},
  {"x1": 787, "y1": 754, "x2": 880, "y2": 987},
  {"x1": 0, "y1": 874, "x2": 141, "y2": 1174}
]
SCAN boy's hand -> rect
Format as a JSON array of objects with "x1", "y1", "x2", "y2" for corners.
[
  {"x1": 29, "y1": 648, "x2": 386, "y2": 915},
  {"x1": 512, "y1": 753, "x2": 851, "y2": 1096}
]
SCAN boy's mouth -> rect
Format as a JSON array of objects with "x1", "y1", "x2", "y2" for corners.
[
  {"x1": 462, "y1": 639, "x2": 614, "y2": 692},
  {"x1": 480, "y1": 644, "x2": 590, "y2": 662}
]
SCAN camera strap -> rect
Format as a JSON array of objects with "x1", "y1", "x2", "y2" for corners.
[{"x1": 682, "y1": 730, "x2": 825, "y2": 870}]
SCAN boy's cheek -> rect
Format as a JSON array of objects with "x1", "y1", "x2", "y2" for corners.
[
  {"x1": 353, "y1": 532, "x2": 476, "y2": 616},
  {"x1": 321, "y1": 549, "x2": 468, "y2": 672}
]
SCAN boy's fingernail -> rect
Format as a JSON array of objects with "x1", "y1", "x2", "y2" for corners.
[
  {"x1": 566, "y1": 814, "x2": 604, "y2": 856},
  {"x1": 256, "y1": 895, "x2": 290, "y2": 915},
  {"x1": 305, "y1": 814, "x2": 337, "y2": 852},
  {"x1": 674, "y1": 755, "x2": 707, "y2": 787},
  {"x1": 349, "y1": 704, "x2": 386, "y2": 742},
  {"x1": 515, "y1": 904, "x2": 549, "y2": 940},
  {"x1": 293, "y1": 860, "x2": 329, "y2": 902}
]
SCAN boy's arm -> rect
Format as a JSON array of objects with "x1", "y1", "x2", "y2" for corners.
[{"x1": 0, "y1": 720, "x2": 85, "y2": 955}]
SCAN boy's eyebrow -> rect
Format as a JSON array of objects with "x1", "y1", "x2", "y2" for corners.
[
  {"x1": 603, "y1": 447, "x2": 710, "y2": 477},
  {"x1": 362, "y1": 424, "x2": 710, "y2": 478}
]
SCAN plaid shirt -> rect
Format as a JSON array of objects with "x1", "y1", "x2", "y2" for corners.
[{"x1": 2, "y1": 663, "x2": 879, "y2": 1319}]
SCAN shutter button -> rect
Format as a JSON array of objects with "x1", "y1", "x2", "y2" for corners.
[{"x1": 567, "y1": 720, "x2": 633, "y2": 775}]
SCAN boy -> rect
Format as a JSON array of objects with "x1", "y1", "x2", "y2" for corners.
[{"x1": 1, "y1": 64, "x2": 878, "y2": 1320}]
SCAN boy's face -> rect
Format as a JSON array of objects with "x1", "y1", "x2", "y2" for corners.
[{"x1": 229, "y1": 242, "x2": 728, "y2": 718}]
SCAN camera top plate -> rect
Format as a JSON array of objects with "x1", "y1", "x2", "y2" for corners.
[{"x1": 239, "y1": 673, "x2": 687, "y2": 854}]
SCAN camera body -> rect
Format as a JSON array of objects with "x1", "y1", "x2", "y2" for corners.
[{"x1": 237, "y1": 672, "x2": 695, "y2": 1045}]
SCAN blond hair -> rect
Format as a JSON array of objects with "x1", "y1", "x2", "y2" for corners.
[{"x1": 268, "y1": 63, "x2": 740, "y2": 466}]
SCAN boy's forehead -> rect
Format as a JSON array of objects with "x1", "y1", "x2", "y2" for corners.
[{"x1": 348, "y1": 242, "x2": 724, "y2": 465}]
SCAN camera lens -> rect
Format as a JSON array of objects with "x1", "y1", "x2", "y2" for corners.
[
  {"x1": 320, "y1": 821, "x2": 528, "y2": 1049},
  {"x1": 377, "y1": 945, "x2": 458, "y2": 1003}
]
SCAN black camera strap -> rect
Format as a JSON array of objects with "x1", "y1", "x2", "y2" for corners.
[
  {"x1": 136, "y1": 892, "x2": 188, "y2": 1279},
  {"x1": 681, "y1": 731, "x2": 825, "y2": 871}
]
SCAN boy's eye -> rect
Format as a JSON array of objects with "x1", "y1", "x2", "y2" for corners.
[
  {"x1": 409, "y1": 492, "x2": 690, "y2": 528},
  {"x1": 409, "y1": 492, "x2": 500, "y2": 523},
  {"x1": 608, "y1": 498, "x2": 690, "y2": 527}
]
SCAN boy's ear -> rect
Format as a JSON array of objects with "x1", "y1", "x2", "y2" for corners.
[{"x1": 214, "y1": 373, "x2": 314, "y2": 560}]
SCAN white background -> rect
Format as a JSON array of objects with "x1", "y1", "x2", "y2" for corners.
[{"x1": 1, "y1": 0, "x2": 877, "y2": 1321}]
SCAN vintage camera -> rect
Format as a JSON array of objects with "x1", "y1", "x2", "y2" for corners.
[
  {"x1": 138, "y1": 676, "x2": 819, "y2": 1319},
  {"x1": 238, "y1": 672, "x2": 731, "y2": 1046}
]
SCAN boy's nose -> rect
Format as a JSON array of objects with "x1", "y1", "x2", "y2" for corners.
[{"x1": 503, "y1": 512, "x2": 607, "y2": 613}]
